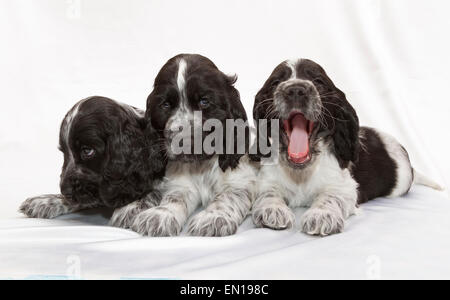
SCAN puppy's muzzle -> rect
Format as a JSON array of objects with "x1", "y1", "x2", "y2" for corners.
[
  {"x1": 284, "y1": 84, "x2": 314, "y2": 103},
  {"x1": 60, "y1": 167, "x2": 99, "y2": 204},
  {"x1": 275, "y1": 80, "x2": 321, "y2": 121}
]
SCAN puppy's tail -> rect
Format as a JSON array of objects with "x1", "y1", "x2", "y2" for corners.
[{"x1": 413, "y1": 169, "x2": 445, "y2": 191}]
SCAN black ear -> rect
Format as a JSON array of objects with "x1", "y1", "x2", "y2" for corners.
[
  {"x1": 219, "y1": 78, "x2": 249, "y2": 172},
  {"x1": 250, "y1": 87, "x2": 275, "y2": 162},
  {"x1": 144, "y1": 116, "x2": 167, "y2": 176},
  {"x1": 322, "y1": 89, "x2": 360, "y2": 168},
  {"x1": 99, "y1": 115, "x2": 165, "y2": 207}
]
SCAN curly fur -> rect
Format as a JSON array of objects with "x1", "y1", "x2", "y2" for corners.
[
  {"x1": 252, "y1": 195, "x2": 296, "y2": 230},
  {"x1": 146, "y1": 54, "x2": 249, "y2": 172},
  {"x1": 20, "y1": 96, "x2": 165, "y2": 219},
  {"x1": 251, "y1": 58, "x2": 441, "y2": 236},
  {"x1": 251, "y1": 59, "x2": 360, "y2": 236},
  {"x1": 125, "y1": 54, "x2": 257, "y2": 237}
]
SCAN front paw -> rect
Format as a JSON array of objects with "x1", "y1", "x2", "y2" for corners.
[
  {"x1": 252, "y1": 202, "x2": 295, "y2": 230},
  {"x1": 110, "y1": 202, "x2": 143, "y2": 229},
  {"x1": 19, "y1": 194, "x2": 70, "y2": 219},
  {"x1": 131, "y1": 207, "x2": 182, "y2": 237},
  {"x1": 188, "y1": 211, "x2": 238, "y2": 237},
  {"x1": 301, "y1": 208, "x2": 344, "y2": 236}
]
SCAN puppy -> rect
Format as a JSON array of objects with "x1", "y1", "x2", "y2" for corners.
[
  {"x1": 252, "y1": 59, "x2": 443, "y2": 236},
  {"x1": 116, "y1": 54, "x2": 257, "y2": 237},
  {"x1": 20, "y1": 96, "x2": 165, "y2": 220}
]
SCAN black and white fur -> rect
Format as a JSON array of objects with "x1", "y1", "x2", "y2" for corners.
[
  {"x1": 20, "y1": 96, "x2": 165, "y2": 220},
  {"x1": 115, "y1": 54, "x2": 257, "y2": 237},
  {"x1": 252, "y1": 59, "x2": 443, "y2": 236}
]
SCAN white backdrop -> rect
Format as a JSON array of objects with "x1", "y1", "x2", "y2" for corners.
[{"x1": 1, "y1": 0, "x2": 449, "y2": 219}]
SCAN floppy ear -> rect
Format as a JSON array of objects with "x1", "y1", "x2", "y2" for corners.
[
  {"x1": 249, "y1": 87, "x2": 275, "y2": 162},
  {"x1": 322, "y1": 89, "x2": 360, "y2": 169},
  {"x1": 99, "y1": 115, "x2": 165, "y2": 207},
  {"x1": 144, "y1": 116, "x2": 167, "y2": 176},
  {"x1": 218, "y1": 77, "x2": 249, "y2": 172}
]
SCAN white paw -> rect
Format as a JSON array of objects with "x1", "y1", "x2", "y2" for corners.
[
  {"x1": 131, "y1": 207, "x2": 182, "y2": 237},
  {"x1": 252, "y1": 202, "x2": 295, "y2": 230},
  {"x1": 301, "y1": 208, "x2": 345, "y2": 236},
  {"x1": 188, "y1": 210, "x2": 238, "y2": 237},
  {"x1": 110, "y1": 202, "x2": 143, "y2": 229},
  {"x1": 19, "y1": 194, "x2": 70, "y2": 219}
]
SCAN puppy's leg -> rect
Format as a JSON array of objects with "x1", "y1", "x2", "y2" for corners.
[
  {"x1": 110, "y1": 190, "x2": 161, "y2": 229},
  {"x1": 188, "y1": 188, "x2": 252, "y2": 237},
  {"x1": 301, "y1": 190, "x2": 357, "y2": 236},
  {"x1": 19, "y1": 194, "x2": 81, "y2": 219},
  {"x1": 131, "y1": 190, "x2": 199, "y2": 237},
  {"x1": 252, "y1": 192, "x2": 295, "y2": 230}
]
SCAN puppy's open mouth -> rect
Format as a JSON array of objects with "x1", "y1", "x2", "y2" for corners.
[{"x1": 283, "y1": 113, "x2": 314, "y2": 165}]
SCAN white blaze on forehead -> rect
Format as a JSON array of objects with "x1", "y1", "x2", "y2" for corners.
[
  {"x1": 62, "y1": 98, "x2": 88, "y2": 164},
  {"x1": 282, "y1": 59, "x2": 316, "y2": 89},
  {"x1": 285, "y1": 59, "x2": 302, "y2": 79},
  {"x1": 177, "y1": 59, "x2": 188, "y2": 99},
  {"x1": 166, "y1": 58, "x2": 194, "y2": 136},
  {"x1": 63, "y1": 101, "x2": 82, "y2": 144}
]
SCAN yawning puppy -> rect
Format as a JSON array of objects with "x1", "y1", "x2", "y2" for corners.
[
  {"x1": 116, "y1": 54, "x2": 257, "y2": 237},
  {"x1": 20, "y1": 96, "x2": 165, "y2": 219},
  {"x1": 252, "y1": 59, "x2": 443, "y2": 236}
]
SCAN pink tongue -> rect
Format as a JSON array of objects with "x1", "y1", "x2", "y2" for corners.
[{"x1": 288, "y1": 114, "x2": 309, "y2": 163}]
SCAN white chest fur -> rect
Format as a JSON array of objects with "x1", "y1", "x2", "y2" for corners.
[
  {"x1": 164, "y1": 158, "x2": 221, "y2": 206},
  {"x1": 257, "y1": 145, "x2": 358, "y2": 208},
  {"x1": 164, "y1": 156, "x2": 257, "y2": 207}
]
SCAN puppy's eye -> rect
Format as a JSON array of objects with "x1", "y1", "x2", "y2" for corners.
[
  {"x1": 199, "y1": 97, "x2": 210, "y2": 109},
  {"x1": 160, "y1": 101, "x2": 171, "y2": 110},
  {"x1": 313, "y1": 79, "x2": 328, "y2": 93},
  {"x1": 314, "y1": 78, "x2": 326, "y2": 86},
  {"x1": 271, "y1": 80, "x2": 280, "y2": 88},
  {"x1": 80, "y1": 147, "x2": 96, "y2": 160}
]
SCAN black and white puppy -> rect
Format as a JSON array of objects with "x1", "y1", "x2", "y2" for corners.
[
  {"x1": 252, "y1": 59, "x2": 443, "y2": 236},
  {"x1": 20, "y1": 96, "x2": 165, "y2": 219},
  {"x1": 117, "y1": 54, "x2": 257, "y2": 237}
]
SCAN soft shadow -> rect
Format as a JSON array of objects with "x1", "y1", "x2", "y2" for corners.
[{"x1": 57, "y1": 207, "x2": 114, "y2": 226}]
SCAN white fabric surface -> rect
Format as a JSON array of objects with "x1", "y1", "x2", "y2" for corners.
[
  {"x1": 1, "y1": 186, "x2": 449, "y2": 280},
  {"x1": 1, "y1": 0, "x2": 450, "y2": 279}
]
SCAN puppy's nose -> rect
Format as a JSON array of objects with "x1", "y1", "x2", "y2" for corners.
[
  {"x1": 60, "y1": 179, "x2": 73, "y2": 197},
  {"x1": 285, "y1": 85, "x2": 308, "y2": 101}
]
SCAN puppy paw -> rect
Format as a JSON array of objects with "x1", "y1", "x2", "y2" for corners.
[
  {"x1": 301, "y1": 208, "x2": 344, "y2": 236},
  {"x1": 188, "y1": 210, "x2": 238, "y2": 237},
  {"x1": 131, "y1": 207, "x2": 182, "y2": 237},
  {"x1": 252, "y1": 202, "x2": 295, "y2": 230},
  {"x1": 110, "y1": 202, "x2": 145, "y2": 229},
  {"x1": 19, "y1": 194, "x2": 70, "y2": 219}
]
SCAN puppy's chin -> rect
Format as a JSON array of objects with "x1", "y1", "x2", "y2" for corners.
[
  {"x1": 165, "y1": 137, "x2": 216, "y2": 163},
  {"x1": 167, "y1": 153, "x2": 215, "y2": 163},
  {"x1": 101, "y1": 197, "x2": 131, "y2": 208},
  {"x1": 63, "y1": 192, "x2": 100, "y2": 207},
  {"x1": 283, "y1": 152, "x2": 313, "y2": 169}
]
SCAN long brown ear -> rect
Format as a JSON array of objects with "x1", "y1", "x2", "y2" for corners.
[
  {"x1": 219, "y1": 78, "x2": 249, "y2": 172},
  {"x1": 322, "y1": 88, "x2": 360, "y2": 168}
]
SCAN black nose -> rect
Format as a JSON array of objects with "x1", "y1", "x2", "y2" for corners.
[
  {"x1": 60, "y1": 176, "x2": 75, "y2": 197},
  {"x1": 60, "y1": 183, "x2": 73, "y2": 197},
  {"x1": 285, "y1": 85, "x2": 308, "y2": 101}
]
